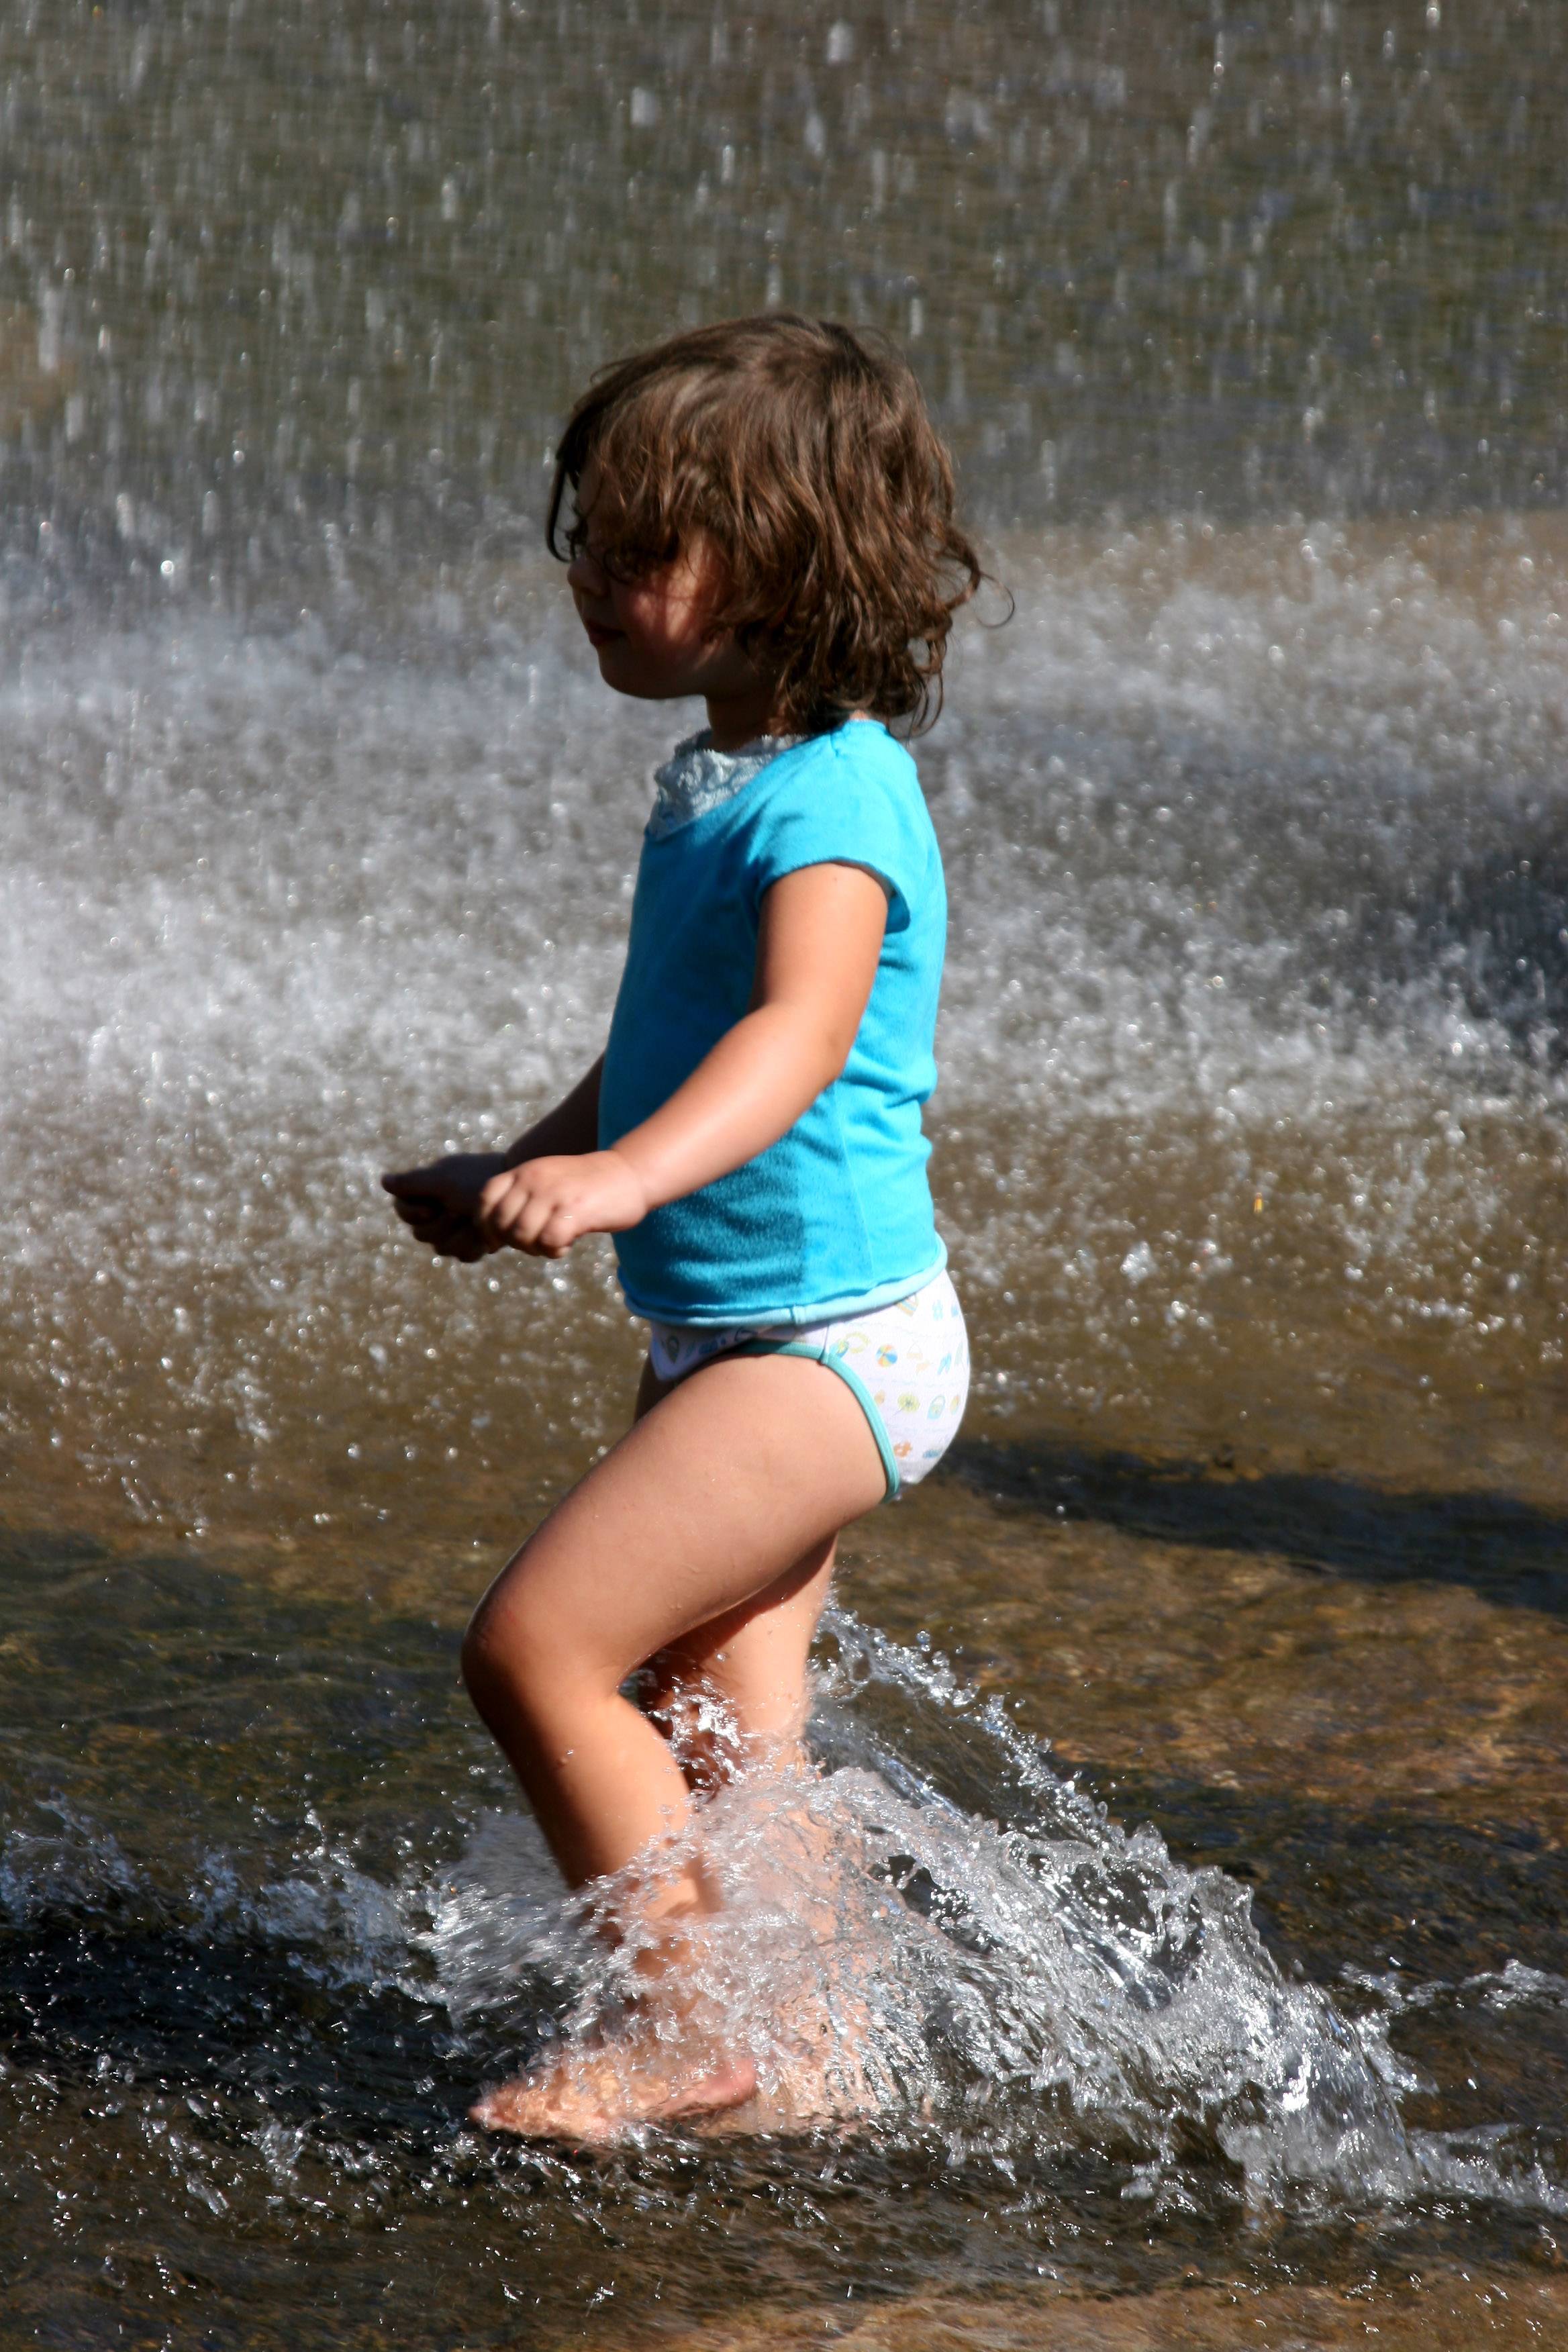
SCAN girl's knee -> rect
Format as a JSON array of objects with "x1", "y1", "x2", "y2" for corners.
[
  {"x1": 460, "y1": 1602, "x2": 499, "y2": 1703},
  {"x1": 460, "y1": 1569, "x2": 604, "y2": 1719},
  {"x1": 462, "y1": 1579, "x2": 545, "y2": 1708}
]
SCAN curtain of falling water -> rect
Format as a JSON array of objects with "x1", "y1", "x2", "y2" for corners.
[{"x1": 0, "y1": 0, "x2": 1563, "y2": 618}]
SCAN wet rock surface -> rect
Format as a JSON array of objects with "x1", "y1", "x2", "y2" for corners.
[{"x1": 589, "y1": 2270, "x2": 1568, "y2": 2351}]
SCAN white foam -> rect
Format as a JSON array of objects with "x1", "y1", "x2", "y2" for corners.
[{"x1": 4, "y1": 536, "x2": 1562, "y2": 1510}]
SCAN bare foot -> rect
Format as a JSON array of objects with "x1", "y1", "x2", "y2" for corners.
[{"x1": 470, "y1": 2047, "x2": 757, "y2": 2144}]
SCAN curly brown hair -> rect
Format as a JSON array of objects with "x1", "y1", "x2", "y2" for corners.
[{"x1": 546, "y1": 314, "x2": 986, "y2": 736}]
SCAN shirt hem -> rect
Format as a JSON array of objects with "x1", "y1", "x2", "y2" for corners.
[{"x1": 622, "y1": 1242, "x2": 948, "y2": 1332}]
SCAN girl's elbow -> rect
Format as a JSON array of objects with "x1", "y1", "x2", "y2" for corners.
[
  {"x1": 786, "y1": 1035, "x2": 852, "y2": 1115},
  {"x1": 817, "y1": 1024, "x2": 859, "y2": 1089},
  {"x1": 460, "y1": 1607, "x2": 505, "y2": 1702},
  {"x1": 787, "y1": 1004, "x2": 858, "y2": 1088}
]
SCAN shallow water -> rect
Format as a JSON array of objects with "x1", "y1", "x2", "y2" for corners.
[
  {"x1": 4, "y1": 1, "x2": 1568, "y2": 2345},
  {"x1": 5, "y1": 1536, "x2": 1568, "y2": 2349}
]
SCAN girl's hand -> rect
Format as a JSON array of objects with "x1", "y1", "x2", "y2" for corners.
[
  {"x1": 475, "y1": 1150, "x2": 649, "y2": 1258},
  {"x1": 381, "y1": 1153, "x2": 507, "y2": 1261}
]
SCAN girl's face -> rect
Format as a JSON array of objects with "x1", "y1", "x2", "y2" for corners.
[{"x1": 566, "y1": 463, "x2": 774, "y2": 726}]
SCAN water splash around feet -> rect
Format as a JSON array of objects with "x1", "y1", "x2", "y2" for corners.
[{"x1": 424, "y1": 1608, "x2": 1568, "y2": 2214}]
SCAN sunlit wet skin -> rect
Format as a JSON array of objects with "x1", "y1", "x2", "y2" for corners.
[
  {"x1": 470, "y1": 2046, "x2": 758, "y2": 2143},
  {"x1": 467, "y1": 1906, "x2": 880, "y2": 2143},
  {"x1": 6, "y1": 1540, "x2": 1567, "y2": 2337},
  {"x1": 462, "y1": 1347, "x2": 885, "y2": 2141},
  {"x1": 463, "y1": 1771, "x2": 884, "y2": 2143},
  {"x1": 8, "y1": 517, "x2": 1566, "y2": 1571},
  {"x1": 467, "y1": 1493, "x2": 890, "y2": 2149}
]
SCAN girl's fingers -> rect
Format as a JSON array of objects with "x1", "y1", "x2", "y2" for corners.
[
  {"x1": 395, "y1": 1197, "x2": 442, "y2": 1227},
  {"x1": 475, "y1": 1169, "x2": 587, "y2": 1256},
  {"x1": 399, "y1": 1206, "x2": 485, "y2": 1259},
  {"x1": 507, "y1": 1187, "x2": 558, "y2": 1253},
  {"x1": 384, "y1": 1166, "x2": 445, "y2": 1201},
  {"x1": 538, "y1": 1206, "x2": 582, "y2": 1257},
  {"x1": 476, "y1": 1172, "x2": 521, "y2": 1244},
  {"x1": 408, "y1": 1202, "x2": 464, "y2": 1239},
  {"x1": 398, "y1": 1169, "x2": 595, "y2": 1256},
  {"x1": 478, "y1": 1181, "x2": 532, "y2": 1250},
  {"x1": 491, "y1": 1187, "x2": 572, "y2": 1255}
]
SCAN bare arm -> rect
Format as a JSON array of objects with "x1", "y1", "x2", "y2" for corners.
[
  {"x1": 381, "y1": 1057, "x2": 603, "y2": 1260},
  {"x1": 473, "y1": 864, "x2": 889, "y2": 1257},
  {"x1": 503, "y1": 1056, "x2": 603, "y2": 1165}
]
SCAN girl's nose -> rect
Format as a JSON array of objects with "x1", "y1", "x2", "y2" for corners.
[{"x1": 567, "y1": 546, "x2": 608, "y2": 597}]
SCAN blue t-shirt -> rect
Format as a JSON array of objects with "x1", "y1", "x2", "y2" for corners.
[{"x1": 598, "y1": 720, "x2": 946, "y2": 1326}]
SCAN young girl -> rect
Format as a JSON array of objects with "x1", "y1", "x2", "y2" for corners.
[{"x1": 383, "y1": 315, "x2": 981, "y2": 2140}]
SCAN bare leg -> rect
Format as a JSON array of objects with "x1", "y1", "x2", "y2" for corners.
[
  {"x1": 461, "y1": 1351, "x2": 884, "y2": 2139},
  {"x1": 631, "y1": 1355, "x2": 839, "y2": 1787},
  {"x1": 640, "y1": 1536, "x2": 838, "y2": 1793}
]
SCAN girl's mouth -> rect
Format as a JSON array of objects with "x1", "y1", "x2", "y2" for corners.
[{"x1": 582, "y1": 620, "x2": 622, "y2": 649}]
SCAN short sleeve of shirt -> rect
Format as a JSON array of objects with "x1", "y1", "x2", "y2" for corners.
[{"x1": 740, "y1": 726, "x2": 929, "y2": 935}]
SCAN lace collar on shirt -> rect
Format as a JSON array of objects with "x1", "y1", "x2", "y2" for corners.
[{"x1": 648, "y1": 730, "x2": 799, "y2": 840}]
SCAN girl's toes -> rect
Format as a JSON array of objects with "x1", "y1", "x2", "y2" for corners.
[
  {"x1": 468, "y1": 2051, "x2": 757, "y2": 2142},
  {"x1": 469, "y1": 2086, "x2": 538, "y2": 2134},
  {"x1": 469, "y1": 2078, "x2": 591, "y2": 2137},
  {"x1": 652, "y1": 2056, "x2": 757, "y2": 2123}
]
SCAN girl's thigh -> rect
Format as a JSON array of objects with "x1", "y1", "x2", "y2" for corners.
[
  {"x1": 476, "y1": 1352, "x2": 886, "y2": 1692},
  {"x1": 646, "y1": 1534, "x2": 839, "y2": 1755}
]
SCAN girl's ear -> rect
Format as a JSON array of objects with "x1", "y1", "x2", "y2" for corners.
[{"x1": 688, "y1": 534, "x2": 739, "y2": 636}]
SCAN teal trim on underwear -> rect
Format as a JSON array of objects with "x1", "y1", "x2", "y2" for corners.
[{"x1": 732, "y1": 1338, "x2": 901, "y2": 1500}]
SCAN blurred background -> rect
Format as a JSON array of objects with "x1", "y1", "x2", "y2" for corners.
[{"x1": 2, "y1": 0, "x2": 1565, "y2": 608}]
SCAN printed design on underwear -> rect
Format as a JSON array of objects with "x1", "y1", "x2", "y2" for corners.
[{"x1": 646, "y1": 1268, "x2": 969, "y2": 1487}]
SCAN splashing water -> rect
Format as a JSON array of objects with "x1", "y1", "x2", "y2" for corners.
[
  {"x1": 413, "y1": 1609, "x2": 1567, "y2": 2217},
  {"x1": 4, "y1": 1540, "x2": 1566, "y2": 2349},
  {"x1": 3, "y1": 507, "x2": 1564, "y2": 2349},
  {"x1": 5, "y1": 525, "x2": 1565, "y2": 1556}
]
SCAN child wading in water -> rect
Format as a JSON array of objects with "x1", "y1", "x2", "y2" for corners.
[{"x1": 384, "y1": 315, "x2": 980, "y2": 2139}]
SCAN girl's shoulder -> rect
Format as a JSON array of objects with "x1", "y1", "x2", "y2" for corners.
[
  {"x1": 744, "y1": 722, "x2": 931, "y2": 850},
  {"x1": 761, "y1": 719, "x2": 922, "y2": 801},
  {"x1": 736, "y1": 722, "x2": 939, "y2": 930}
]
